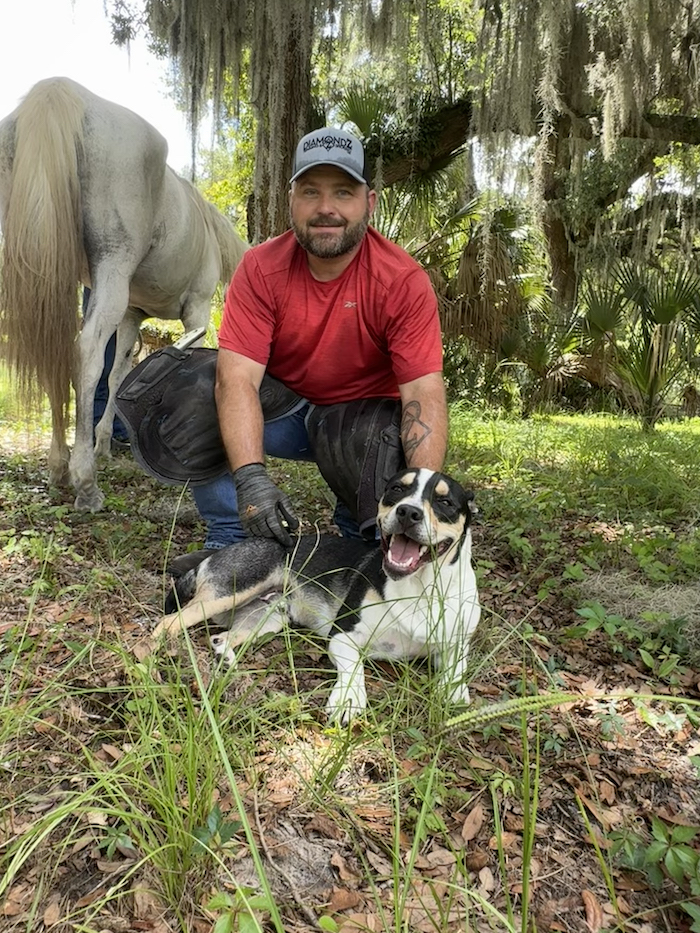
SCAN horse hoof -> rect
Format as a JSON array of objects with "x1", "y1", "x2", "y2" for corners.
[{"x1": 73, "y1": 489, "x2": 105, "y2": 512}]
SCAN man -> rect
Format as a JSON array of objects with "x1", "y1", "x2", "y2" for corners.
[{"x1": 182, "y1": 126, "x2": 447, "y2": 563}]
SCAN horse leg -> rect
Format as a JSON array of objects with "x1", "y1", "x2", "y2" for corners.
[
  {"x1": 70, "y1": 275, "x2": 130, "y2": 511},
  {"x1": 180, "y1": 295, "x2": 214, "y2": 344},
  {"x1": 47, "y1": 400, "x2": 71, "y2": 487},
  {"x1": 94, "y1": 308, "x2": 142, "y2": 458}
]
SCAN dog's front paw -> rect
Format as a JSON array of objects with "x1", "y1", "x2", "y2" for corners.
[
  {"x1": 326, "y1": 679, "x2": 367, "y2": 725},
  {"x1": 210, "y1": 631, "x2": 239, "y2": 667},
  {"x1": 446, "y1": 680, "x2": 471, "y2": 706}
]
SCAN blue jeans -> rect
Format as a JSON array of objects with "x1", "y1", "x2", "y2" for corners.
[
  {"x1": 93, "y1": 332, "x2": 129, "y2": 442},
  {"x1": 192, "y1": 402, "x2": 362, "y2": 547},
  {"x1": 83, "y1": 288, "x2": 129, "y2": 442}
]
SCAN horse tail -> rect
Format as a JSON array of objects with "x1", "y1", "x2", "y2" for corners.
[{"x1": 0, "y1": 78, "x2": 85, "y2": 432}]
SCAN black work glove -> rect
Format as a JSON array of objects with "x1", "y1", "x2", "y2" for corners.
[{"x1": 233, "y1": 463, "x2": 300, "y2": 547}]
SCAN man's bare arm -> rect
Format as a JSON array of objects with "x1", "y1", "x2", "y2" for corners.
[
  {"x1": 215, "y1": 348, "x2": 267, "y2": 471},
  {"x1": 398, "y1": 371, "x2": 448, "y2": 471}
]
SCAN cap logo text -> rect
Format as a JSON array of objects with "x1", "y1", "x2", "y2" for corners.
[{"x1": 303, "y1": 134, "x2": 353, "y2": 155}]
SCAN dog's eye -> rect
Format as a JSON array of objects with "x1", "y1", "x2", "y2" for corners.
[{"x1": 434, "y1": 496, "x2": 453, "y2": 506}]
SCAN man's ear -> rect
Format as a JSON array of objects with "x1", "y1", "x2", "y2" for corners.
[{"x1": 368, "y1": 188, "x2": 377, "y2": 217}]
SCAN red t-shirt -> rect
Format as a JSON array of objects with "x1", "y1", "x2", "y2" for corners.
[{"x1": 217, "y1": 227, "x2": 443, "y2": 405}]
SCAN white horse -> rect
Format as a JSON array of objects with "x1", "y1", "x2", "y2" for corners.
[{"x1": 0, "y1": 76, "x2": 247, "y2": 511}]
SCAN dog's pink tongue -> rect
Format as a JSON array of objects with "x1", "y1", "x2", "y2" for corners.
[{"x1": 388, "y1": 535, "x2": 422, "y2": 572}]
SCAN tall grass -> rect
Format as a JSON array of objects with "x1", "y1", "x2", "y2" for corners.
[{"x1": 2, "y1": 406, "x2": 700, "y2": 930}]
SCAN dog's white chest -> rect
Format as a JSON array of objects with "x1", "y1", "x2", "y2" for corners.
[{"x1": 354, "y1": 561, "x2": 479, "y2": 661}]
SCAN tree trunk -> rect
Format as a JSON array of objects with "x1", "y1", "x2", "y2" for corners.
[
  {"x1": 539, "y1": 120, "x2": 578, "y2": 312},
  {"x1": 249, "y1": 0, "x2": 313, "y2": 242},
  {"x1": 543, "y1": 209, "x2": 578, "y2": 311}
]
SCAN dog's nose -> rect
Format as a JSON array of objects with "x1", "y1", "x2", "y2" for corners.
[{"x1": 396, "y1": 503, "x2": 423, "y2": 525}]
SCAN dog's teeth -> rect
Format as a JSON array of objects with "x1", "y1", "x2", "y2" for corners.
[{"x1": 419, "y1": 546, "x2": 427, "y2": 556}]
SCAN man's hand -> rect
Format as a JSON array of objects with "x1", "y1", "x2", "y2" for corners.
[{"x1": 233, "y1": 463, "x2": 299, "y2": 547}]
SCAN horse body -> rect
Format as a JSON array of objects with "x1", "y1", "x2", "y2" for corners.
[{"x1": 0, "y1": 77, "x2": 247, "y2": 511}]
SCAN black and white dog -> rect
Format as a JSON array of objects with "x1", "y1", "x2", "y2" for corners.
[{"x1": 153, "y1": 468, "x2": 481, "y2": 722}]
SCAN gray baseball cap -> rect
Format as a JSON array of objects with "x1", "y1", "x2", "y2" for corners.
[{"x1": 290, "y1": 127, "x2": 370, "y2": 185}]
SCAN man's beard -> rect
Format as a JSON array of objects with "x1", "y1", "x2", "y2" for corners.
[{"x1": 291, "y1": 209, "x2": 370, "y2": 259}]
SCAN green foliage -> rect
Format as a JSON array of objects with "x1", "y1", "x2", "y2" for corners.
[
  {"x1": 580, "y1": 262, "x2": 700, "y2": 430},
  {"x1": 610, "y1": 818, "x2": 700, "y2": 929},
  {"x1": 206, "y1": 887, "x2": 273, "y2": 933},
  {"x1": 566, "y1": 601, "x2": 690, "y2": 683},
  {"x1": 191, "y1": 804, "x2": 243, "y2": 856},
  {"x1": 582, "y1": 280, "x2": 628, "y2": 337},
  {"x1": 337, "y1": 83, "x2": 395, "y2": 137},
  {"x1": 197, "y1": 107, "x2": 255, "y2": 240},
  {"x1": 97, "y1": 823, "x2": 139, "y2": 860},
  {"x1": 404, "y1": 767, "x2": 451, "y2": 842}
]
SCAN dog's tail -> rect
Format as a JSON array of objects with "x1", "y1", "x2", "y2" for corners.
[{"x1": 164, "y1": 570, "x2": 198, "y2": 615}]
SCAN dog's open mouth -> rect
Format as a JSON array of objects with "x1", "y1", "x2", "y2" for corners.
[{"x1": 381, "y1": 533, "x2": 452, "y2": 577}]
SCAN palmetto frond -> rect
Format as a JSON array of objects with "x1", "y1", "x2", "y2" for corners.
[
  {"x1": 612, "y1": 262, "x2": 700, "y2": 326},
  {"x1": 581, "y1": 281, "x2": 629, "y2": 338},
  {"x1": 337, "y1": 83, "x2": 394, "y2": 137}
]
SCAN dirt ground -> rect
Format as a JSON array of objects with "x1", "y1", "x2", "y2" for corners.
[{"x1": 1, "y1": 443, "x2": 699, "y2": 933}]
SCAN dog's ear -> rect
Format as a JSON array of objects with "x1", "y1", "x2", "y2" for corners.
[{"x1": 464, "y1": 489, "x2": 479, "y2": 516}]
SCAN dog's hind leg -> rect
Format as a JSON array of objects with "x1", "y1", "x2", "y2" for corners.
[
  {"x1": 164, "y1": 569, "x2": 198, "y2": 615},
  {"x1": 151, "y1": 594, "x2": 237, "y2": 641},
  {"x1": 211, "y1": 596, "x2": 286, "y2": 665}
]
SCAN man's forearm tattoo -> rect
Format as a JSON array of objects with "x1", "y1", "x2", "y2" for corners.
[{"x1": 401, "y1": 401, "x2": 432, "y2": 463}]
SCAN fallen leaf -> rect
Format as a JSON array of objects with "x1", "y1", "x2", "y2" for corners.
[
  {"x1": 461, "y1": 802, "x2": 484, "y2": 842},
  {"x1": 427, "y1": 846, "x2": 456, "y2": 868},
  {"x1": 488, "y1": 831, "x2": 519, "y2": 852},
  {"x1": 75, "y1": 889, "x2": 106, "y2": 908},
  {"x1": 339, "y1": 913, "x2": 379, "y2": 931},
  {"x1": 131, "y1": 638, "x2": 153, "y2": 661},
  {"x1": 598, "y1": 780, "x2": 615, "y2": 805},
  {"x1": 654, "y1": 806, "x2": 698, "y2": 826},
  {"x1": 70, "y1": 835, "x2": 95, "y2": 855},
  {"x1": 468, "y1": 756, "x2": 494, "y2": 771},
  {"x1": 466, "y1": 849, "x2": 489, "y2": 872},
  {"x1": 504, "y1": 812, "x2": 525, "y2": 832},
  {"x1": 43, "y1": 900, "x2": 61, "y2": 927},
  {"x1": 575, "y1": 792, "x2": 620, "y2": 832},
  {"x1": 352, "y1": 804, "x2": 393, "y2": 821},
  {"x1": 2, "y1": 883, "x2": 31, "y2": 918},
  {"x1": 582, "y1": 889, "x2": 603, "y2": 932},
  {"x1": 366, "y1": 850, "x2": 392, "y2": 876},
  {"x1": 96, "y1": 860, "x2": 129, "y2": 872},
  {"x1": 329, "y1": 887, "x2": 362, "y2": 912},
  {"x1": 86, "y1": 810, "x2": 109, "y2": 827},
  {"x1": 306, "y1": 813, "x2": 346, "y2": 840},
  {"x1": 133, "y1": 885, "x2": 163, "y2": 920},
  {"x1": 331, "y1": 852, "x2": 361, "y2": 887},
  {"x1": 478, "y1": 866, "x2": 495, "y2": 897}
]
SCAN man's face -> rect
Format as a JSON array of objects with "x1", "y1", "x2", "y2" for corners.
[{"x1": 289, "y1": 165, "x2": 376, "y2": 259}]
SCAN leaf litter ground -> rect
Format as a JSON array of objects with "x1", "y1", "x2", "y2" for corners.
[{"x1": 1, "y1": 435, "x2": 699, "y2": 933}]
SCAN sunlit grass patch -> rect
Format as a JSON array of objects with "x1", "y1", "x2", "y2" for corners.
[{"x1": 449, "y1": 408, "x2": 700, "y2": 519}]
